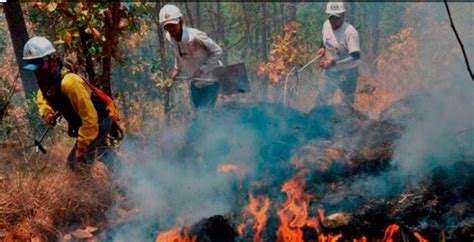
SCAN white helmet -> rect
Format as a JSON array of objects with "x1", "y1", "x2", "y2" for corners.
[
  {"x1": 159, "y1": 4, "x2": 183, "y2": 26},
  {"x1": 326, "y1": 2, "x2": 346, "y2": 16},
  {"x1": 23, "y1": 36, "x2": 56, "y2": 60}
]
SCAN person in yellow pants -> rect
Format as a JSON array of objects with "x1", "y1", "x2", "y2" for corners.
[{"x1": 23, "y1": 36, "x2": 114, "y2": 172}]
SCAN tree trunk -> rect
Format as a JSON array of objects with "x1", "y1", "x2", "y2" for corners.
[
  {"x1": 347, "y1": 2, "x2": 356, "y2": 25},
  {"x1": 370, "y1": 3, "x2": 383, "y2": 58},
  {"x1": 280, "y1": 3, "x2": 285, "y2": 25},
  {"x1": 155, "y1": 1, "x2": 171, "y2": 122},
  {"x1": 101, "y1": 1, "x2": 121, "y2": 96},
  {"x1": 3, "y1": 0, "x2": 38, "y2": 99},
  {"x1": 289, "y1": 0, "x2": 297, "y2": 22},
  {"x1": 272, "y1": 2, "x2": 279, "y2": 32},
  {"x1": 78, "y1": 26, "x2": 96, "y2": 86},
  {"x1": 241, "y1": 2, "x2": 250, "y2": 59},
  {"x1": 216, "y1": 1, "x2": 226, "y2": 64},
  {"x1": 261, "y1": 2, "x2": 268, "y2": 61},
  {"x1": 184, "y1": 2, "x2": 195, "y2": 27},
  {"x1": 195, "y1": 1, "x2": 201, "y2": 29}
]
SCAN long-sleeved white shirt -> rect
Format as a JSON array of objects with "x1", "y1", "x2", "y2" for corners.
[
  {"x1": 322, "y1": 20, "x2": 360, "y2": 72},
  {"x1": 166, "y1": 26, "x2": 223, "y2": 87}
]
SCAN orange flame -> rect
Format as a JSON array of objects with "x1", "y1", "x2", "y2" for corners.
[
  {"x1": 318, "y1": 233, "x2": 343, "y2": 242},
  {"x1": 156, "y1": 228, "x2": 197, "y2": 242},
  {"x1": 317, "y1": 207, "x2": 325, "y2": 223},
  {"x1": 218, "y1": 163, "x2": 245, "y2": 177},
  {"x1": 414, "y1": 232, "x2": 429, "y2": 242},
  {"x1": 218, "y1": 164, "x2": 241, "y2": 173},
  {"x1": 383, "y1": 224, "x2": 400, "y2": 242},
  {"x1": 276, "y1": 169, "x2": 320, "y2": 242},
  {"x1": 238, "y1": 194, "x2": 272, "y2": 242},
  {"x1": 353, "y1": 236, "x2": 367, "y2": 242}
]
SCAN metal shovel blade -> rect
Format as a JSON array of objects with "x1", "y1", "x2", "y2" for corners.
[{"x1": 213, "y1": 62, "x2": 251, "y2": 95}]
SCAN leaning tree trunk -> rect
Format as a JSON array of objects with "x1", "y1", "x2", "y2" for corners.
[{"x1": 3, "y1": 0, "x2": 38, "y2": 99}]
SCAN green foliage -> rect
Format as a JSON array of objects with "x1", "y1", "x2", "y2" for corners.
[{"x1": 27, "y1": 2, "x2": 144, "y2": 78}]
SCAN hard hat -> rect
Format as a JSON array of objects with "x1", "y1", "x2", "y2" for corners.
[
  {"x1": 23, "y1": 36, "x2": 56, "y2": 71},
  {"x1": 326, "y1": 2, "x2": 346, "y2": 16},
  {"x1": 159, "y1": 4, "x2": 183, "y2": 26}
]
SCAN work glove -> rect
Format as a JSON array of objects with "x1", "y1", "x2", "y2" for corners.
[
  {"x1": 75, "y1": 148, "x2": 87, "y2": 163},
  {"x1": 43, "y1": 112, "x2": 57, "y2": 126},
  {"x1": 319, "y1": 60, "x2": 335, "y2": 69},
  {"x1": 170, "y1": 68, "x2": 179, "y2": 81}
]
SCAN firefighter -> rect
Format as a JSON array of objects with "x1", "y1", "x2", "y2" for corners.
[
  {"x1": 317, "y1": 2, "x2": 361, "y2": 106},
  {"x1": 159, "y1": 4, "x2": 223, "y2": 110},
  {"x1": 23, "y1": 36, "x2": 115, "y2": 172}
]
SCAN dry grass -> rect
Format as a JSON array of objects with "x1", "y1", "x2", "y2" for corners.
[{"x1": 0, "y1": 144, "x2": 115, "y2": 241}]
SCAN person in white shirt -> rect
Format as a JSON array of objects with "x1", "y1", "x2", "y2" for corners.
[
  {"x1": 317, "y1": 2, "x2": 361, "y2": 106},
  {"x1": 159, "y1": 4, "x2": 223, "y2": 110}
]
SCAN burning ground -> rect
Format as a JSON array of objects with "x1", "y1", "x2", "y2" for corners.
[
  {"x1": 109, "y1": 83, "x2": 474, "y2": 242},
  {"x1": 1, "y1": 2, "x2": 473, "y2": 242}
]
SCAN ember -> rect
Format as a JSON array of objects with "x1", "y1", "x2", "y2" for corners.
[
  {"x1": 218, "y1": 164, "x2": 244, "y2": 176},
  {"x1": 317, "y1": 233, "x2": 343, "y2": 242},
  {"x1": 155, "y1": 228, "x2": 196, "y2": 242}
]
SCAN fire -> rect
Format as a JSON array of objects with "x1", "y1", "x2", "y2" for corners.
[
  {"x1": 218, "y1": 164, "x2": 241, "y2": 173},
  {"x1": 353, "y1": 236, "x2": 367, "y2": 242},
  {"x1": 317, "y1": 207, "x2": 325, "y2": 223},
  {"x1": 318, "y1": 233, "x2": 343, "y2": 242},
  {"x1": 218, "y1": 163, "x2": 245, "y2": 176},
  {"x1": 414, "y1": 231, "x2": 429, "y2": 242},
  {"x1": 276, "y1": 169, "x2": 321, "y2": 242},
  {"x1": 238, "y1": 193, "x2": 272, "y2": 242},
  {"x1": 383, "y1": 224, "x2": 400, "y2": 242},
  {"x1": 155, "y1": 228, "x2": 196, "y2": 242}
]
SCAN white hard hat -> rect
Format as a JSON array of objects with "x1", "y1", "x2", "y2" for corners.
[
  {"x1": 23, "y1": 36, "x2": 56, "y2": 71},
  {"x1": 159, "y1": 4, "x2": 183, "y2": 26},
  {"x1": 326, "y1": 2, "x2": 346, "y2": 16},
  {"x1": 23, "y1": 36, "x2": 56, "y2": 60}
]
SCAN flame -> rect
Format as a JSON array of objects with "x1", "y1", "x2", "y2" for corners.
[
  {"x1": 218, "y1": 164, "x2": 241, "y2": 173},
  {"x1": 383, "y1": 224, "x2": 400, "y2": 242},
  {"x1": 317, "y1": 207, "x2": 325, "y2": 223},
  {"x1": 238, "y1": 194, "x2": 272, "y2": 241},
  {"x1": 276, "y1": 169, "x2": 320, "y2": 242},
  {"x1": 218, "y1": 163, "x2": 245, "y2": 176},
  {"x1": 156, "y1": 228, "x2": 197, "y2": 242},
  {"x1": 414, "y1": 232, "x2": 429, "y2": 242},
  {"x1": 353, "y1": 236, "x2": 367, "y2": 242},
  {"x1": 318, "y1": 233, "x2": 343, "y2": 242}
]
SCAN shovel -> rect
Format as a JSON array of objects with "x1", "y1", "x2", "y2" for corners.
[
  {"x1": 297, "y1": 55, "x2": 323, "y2": 73},
  {"x1": 28, "y1": 112, "x2": 61, "y2": 154},
  {"x1": 33, "y1": 127, "x2": 51, "y2": 154}
]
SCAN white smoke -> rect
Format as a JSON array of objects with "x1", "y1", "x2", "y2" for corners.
[
  {"x1": 350, "y1": 2, "x2": 474, "y2": 197},
  {"x1": 109, "y1": 111, "x2": 262, "y2": 241}
]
